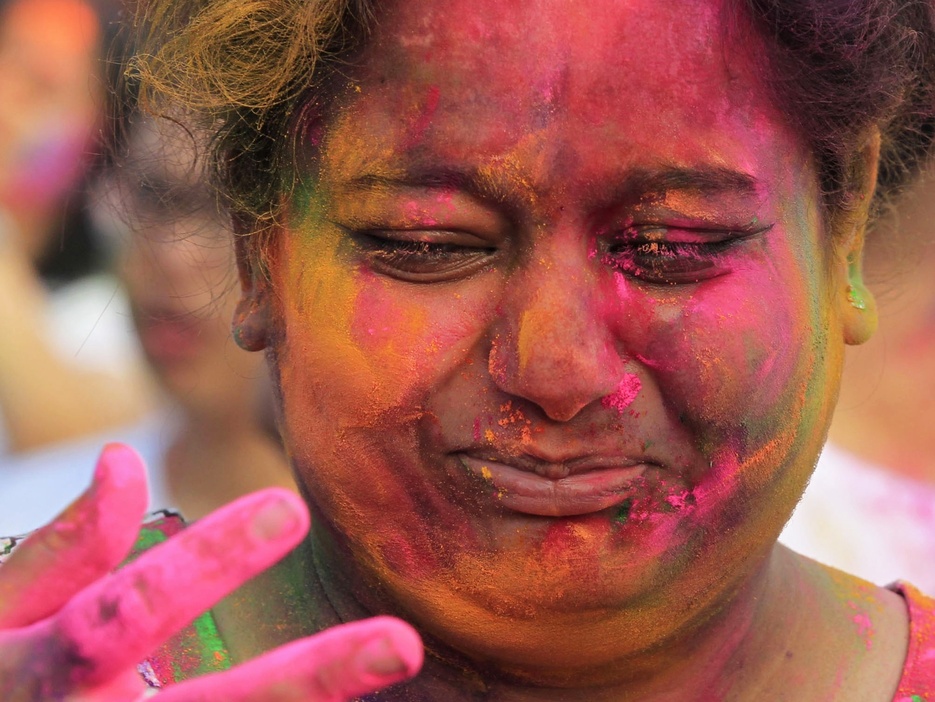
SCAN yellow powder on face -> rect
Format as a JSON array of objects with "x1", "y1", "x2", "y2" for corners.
[
  {"x1": 516, "y1": 308, "x2": 543, "y2": 373},
  {"x1": 497, "y1": 400, "x2": 527, "y2": 427},
  {"x1": 484, "y1": 429, "x2": 496, "y2": 443},
  {"x1": 481, "y1": 466, "x2": 493, "y2": 480}
]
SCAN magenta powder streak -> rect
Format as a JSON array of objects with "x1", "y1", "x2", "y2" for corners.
[{"x1": 602, "y1": 374, "x2": 642, "y2": 414}]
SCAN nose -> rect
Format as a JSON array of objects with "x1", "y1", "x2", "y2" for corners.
[
  {"x1": 488, "y1": 252, "x2": 627, "y2": 422},
  {"x1": 123, "y1": 226, "x2": 192, "y2": 285}
]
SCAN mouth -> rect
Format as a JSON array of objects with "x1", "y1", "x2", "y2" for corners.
[
  {"x1": 134, "y1": 309, "x2": 204, "y2": 365},
  {"x1": 457, "y1": 452, "x2": 649, "y2": 517}
]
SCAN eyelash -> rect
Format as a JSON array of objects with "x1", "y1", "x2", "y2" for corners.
[
  {"x1": 347, "y1": 226, "x2": 758, "y2": 285},
  {"x1": 352, "y1": 231, "x2": 495, "y2": 281},
  {"x1": 604, "y1": 234, "x2": 744, "y2": 285}
]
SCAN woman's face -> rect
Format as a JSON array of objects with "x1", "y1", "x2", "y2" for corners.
[
  {"x1": 101, "y1": 118, "x2": 263, "y2": 415},
  {"x1": 0, "y1": 0, "x2": 101, "y2": 258},
  {"x1": 256, "y1": 0, "x2": 868, "y2": 672}
]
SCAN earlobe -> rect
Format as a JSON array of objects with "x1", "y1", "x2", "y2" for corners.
[
  {"x1": 841, "y1": 258, "x2": 878, "y2": 346},
  {"x1": 232, "y1": 292, "x2": 271, "y2": 351}
]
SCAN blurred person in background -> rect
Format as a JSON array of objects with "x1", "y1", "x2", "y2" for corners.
[
  {"x1": 783, "y1": 156, "x2": 935, "y2": 591},
  {"x1": 0, "y1": 0, "x2": 156, "y2": 454},
  {"x1": 0, "y1": 92, "x2": 297, "y2": 533}
]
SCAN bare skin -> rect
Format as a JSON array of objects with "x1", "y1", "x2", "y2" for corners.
[
  {"x1": 0, "y1": 0, "x2": 155, "y2": 452},
  {"x1": 97, "y1": 116, "x2": 296, "y2": 519},
  {"x1": 0, "y1": 240, "x2": 155, "y2": 452},
  {"x1": 242, "y1": 0, "x2": 905, "y2": 698},
  {"x1": 0, "y1": 446, "x2": 907, "y2": 701}
]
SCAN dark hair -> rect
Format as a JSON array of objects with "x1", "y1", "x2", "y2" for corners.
[
  {"x1": 129, "y1": 0, "x2": 935, "y2": 237},
  {"x1": 744, "y1": 0, "x2": 935, "y2": 220}
]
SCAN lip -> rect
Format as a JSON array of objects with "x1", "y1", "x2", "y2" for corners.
[
  {"x1": 135, "y1": 313, "x2": 204, "y2": 365},
  {"x1": 458, "y1": 452, "x2": 647, "y2": 517}
]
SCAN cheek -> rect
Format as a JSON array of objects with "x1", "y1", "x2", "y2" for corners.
[
  {"x1": 617, "y1": 251, "x2": 818, "y2": 441},
  {"x1": 347, "y1": 272, "x2": 478, "y2": 402},
  {"x1": 275, "y1": 232, "x2": 497, "y2": 433}
]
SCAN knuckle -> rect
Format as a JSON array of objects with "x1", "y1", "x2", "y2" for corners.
[{"x1": 0, "y1": 626, "x2": 87, "y2": 701}]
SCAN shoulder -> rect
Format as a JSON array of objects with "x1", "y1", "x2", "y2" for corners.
[{"x1": 889, "y1": 582, "x2": 935, "y2": 700}]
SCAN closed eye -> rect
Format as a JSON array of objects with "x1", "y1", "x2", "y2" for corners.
[
  {"x1": 348, "y1": 230, "x2": 497, "y2": 282},
  {"x1": 604, "y1": 227, "x2": 766, "y2": 285}
]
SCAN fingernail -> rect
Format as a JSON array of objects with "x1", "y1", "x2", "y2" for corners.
[
  {"x1": 355, "y1": 637, "x2": 408, "y2": 678},
  {"x1": 94, "y1": 443, "x2": 140, "y2": 489},
  {"x1": 251, "y1": 495, "x2": 301, "y2": 542}
]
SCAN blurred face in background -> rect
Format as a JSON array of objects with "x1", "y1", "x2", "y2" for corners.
[
  {"x1": 95, "y1": 116, "x2": 265, "y2": 417},
  {"x1": 0, "y1": 0, "x2": 101, "y2": 258}
]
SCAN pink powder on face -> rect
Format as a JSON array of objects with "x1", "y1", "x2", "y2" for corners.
[
  {"x1": 403, "y1": 85, "x2": 441, "y2": 149},
  {"x1": 602, "y1": 374, "x2": 642, "y2": 414}
]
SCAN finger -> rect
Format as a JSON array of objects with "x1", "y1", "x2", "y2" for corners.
[
  {"x1": 158, "y1": 617, "x2": 423, "y2": 702},
  {"x1": 0, "y1": 444, "x2": 149, "y2": 628},
  {"x1": 51, "y1": 488, "x2": 310, "y2": 689}
]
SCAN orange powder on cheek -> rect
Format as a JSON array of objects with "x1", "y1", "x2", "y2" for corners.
[
  {"x1": 275, "y1": 231, "x2": 373, "y2": 394},
  {"x1": 275, "y1": 220, "x2": 433, "y2": 419},
  {"x1": 348, "y1": 269, "x2": 432, "y2": 377}
]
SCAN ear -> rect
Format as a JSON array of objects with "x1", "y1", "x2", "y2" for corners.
[
  {"x1": 836, "y1": 130, "x2": 881, "y2": 346},
  {"x1": 231, "y1": 214, "x2": 274, "y2": 352}
]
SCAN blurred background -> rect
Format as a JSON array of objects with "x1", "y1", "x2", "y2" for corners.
[
  {"x1": 0, "y1": 0, "x2": 295, "y2": 534},
  {"x1": 0, "y1": 0, "x2": 151, "y2": 456}
]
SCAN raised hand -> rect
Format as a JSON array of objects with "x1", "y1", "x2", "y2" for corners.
[{"x1": 0, "y1": 443, "x2": 423, "y2": 701}]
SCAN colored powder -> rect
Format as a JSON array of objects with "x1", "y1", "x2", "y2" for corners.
[
  {"x1": 127, "y1": 513, "x2": 232, "y2": 686},
  {"x1": 602, "y1": 374, "x2": 642, "y2": 414},
  {"x1": 852, "y1": 613, "x2": 874, "y2": 651},
  {"x1": 615, "y1": 499, "x2": 633, "y2": 524},
  {"x1": 403, "y1": 85, "x2": 441, "y2": 148}
]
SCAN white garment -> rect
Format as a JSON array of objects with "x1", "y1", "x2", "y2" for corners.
[
  {"x1": 781, "y1": 443, "x2": 935, "y2": 592},
  {"x1": 0, "y1": 411, "x2": 179, "y2": 535}
]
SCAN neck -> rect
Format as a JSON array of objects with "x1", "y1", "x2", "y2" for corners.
[
  {"x1": 165, "y1": 412, "x2": 295, "y2": 520},
  {"x1": 302, "y1": 527, "x2": 875, "y2": 701},
  {"x1": 179, "y1": 401, "x2": 257, "y2": 435}
]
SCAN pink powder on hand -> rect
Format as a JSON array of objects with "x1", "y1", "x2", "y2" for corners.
[{"x1": 602, "y1": 374, "x2": 642, "y2": 414}]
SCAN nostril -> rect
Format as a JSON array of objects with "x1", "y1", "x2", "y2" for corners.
[
  {"x1": 487, "y1": 330, "x2": 629, "y2": 422},
  {"x1": 539, "y1": 399, "x2": 595, "y2": 423}
]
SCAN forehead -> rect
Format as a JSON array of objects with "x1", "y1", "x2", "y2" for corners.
[
  {"x1": 368, "y1": 0, "x2": 736, "y2": 99},
  {"x1": 127, "y1": 118, "x2": 204, "y2": 186},
  {"x1": 320, "y1": 0, "x2": 797, "y2": 205}
]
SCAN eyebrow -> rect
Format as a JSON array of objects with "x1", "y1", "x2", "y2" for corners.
[
  {"x1": 619, "y1": 165, "x2": 760, "y2": 200},
  {"x1": 342, "y1": 168, "x2": 507, "y2": 204},
  {"x1": 341, "y1": 163, "x2": 760, "y2": 205}
]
